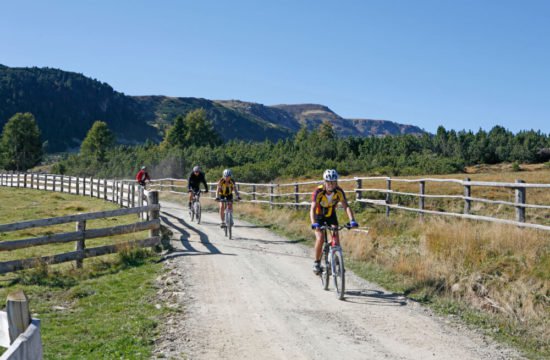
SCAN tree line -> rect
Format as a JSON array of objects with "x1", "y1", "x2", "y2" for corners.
[{"x1": 1, "y1": 110, "x2": 549, "y2": 183}]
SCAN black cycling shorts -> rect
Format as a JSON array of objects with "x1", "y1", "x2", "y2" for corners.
[
  {"x1": 315, "y1": 211, "x2": 338, "y2": 227},
  {"x1": 219, "y1": 194, "x2": 233, "y2": 202}
]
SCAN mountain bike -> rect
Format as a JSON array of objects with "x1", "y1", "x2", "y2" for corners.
[
  {"x1": 318, "y1": 223, "x2": 353, "y2": 300},
  {"x1": 216, "y1": 198, "x2": 235, "y2": 239},
  {"x1": 188, "y1": 190, "x2": 202, "y2": 224}
]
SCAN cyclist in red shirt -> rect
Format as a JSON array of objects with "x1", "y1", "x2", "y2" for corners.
[{"x1": 135, "y1": 166, "x2": 151, "y2": 187}]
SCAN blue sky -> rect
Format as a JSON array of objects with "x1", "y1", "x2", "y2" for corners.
[{"x1": 1, "y1": 0, "x2": 549, "y2": 133}]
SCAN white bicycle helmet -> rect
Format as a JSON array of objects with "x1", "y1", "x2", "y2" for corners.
[
  {"x1": 323, "y1": 169, "x2": 338, "y2": 181},
  {"x1": 193, "y1": 165, "x2": 201, "y2": 172},
  {"x1": 223, "y1": 169, "x2": 232, "y2": 177}
]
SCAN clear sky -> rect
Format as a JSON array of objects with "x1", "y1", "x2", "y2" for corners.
[{"x1": 1, "y1": 0, "x2": 549, "y2": 134}]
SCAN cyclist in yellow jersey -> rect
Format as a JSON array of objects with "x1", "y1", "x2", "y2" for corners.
[
  {"x1": 215, "y1": 169, "x2": 241, "y2": 227},
  {"x1": 310, "y1": 169, "x2": 358, "y2": 274}
]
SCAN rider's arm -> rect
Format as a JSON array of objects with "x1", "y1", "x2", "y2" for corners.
[
  {"x1": 233, "y1": 181, "x2": 240, "y2": 198},
  {"x1": 310, "y1": 201, "x2": 317, "y2": 224},
  {"x1": 341, "y1": 198, "x2": 355, "y2": 222}
]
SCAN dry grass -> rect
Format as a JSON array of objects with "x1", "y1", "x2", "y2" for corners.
[{"x1": 229, "y1": 165, "x2": 550, "y2": 358}]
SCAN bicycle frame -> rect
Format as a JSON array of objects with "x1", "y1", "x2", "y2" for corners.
[
  {"x1": 217, "y1": 198, "x2": 234, "y2": 239},
  {"x1": 319, "y1": 223, "x2": 350, "y2": 300},
  {"x1": 190, "y1": 190, "x2": 202, "y2": 223}
]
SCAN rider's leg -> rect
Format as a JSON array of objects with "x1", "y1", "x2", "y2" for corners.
[
  {"x1": 219, "y1": 202, "x2": 225, "y2": 224},
  {"x1": 314, "y1": 229, "x2": 323, "y2": 261},
  {"x1": 188, "y1": 191, "x2": 193, "y2": 209}
]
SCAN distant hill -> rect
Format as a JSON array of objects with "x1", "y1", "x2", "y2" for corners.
[{"x1": 0, "y1": 65, "x2": 426, "y2": 152}]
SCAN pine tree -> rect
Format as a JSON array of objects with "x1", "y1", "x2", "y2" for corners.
[{"x1": 0, "y1": 112, "x2": 43, "y2": 170}]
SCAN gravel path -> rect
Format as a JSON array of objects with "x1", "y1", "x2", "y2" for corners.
[{"x1": 152, "y1": 201, "x2": 523, "y2": 360}]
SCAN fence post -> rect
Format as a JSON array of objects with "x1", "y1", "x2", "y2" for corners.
[
  {"x1": 419, "y1": 180, "x2": 425, "y2": 220},
  {"x1": 170, "y1": 179, "x2": 174, "y2": 192},
  {"x1": 97, "y1": 178, "x2": 100, "y2": 198},
  {"x1": 23, "y1": 173, "x2": 28, "y2": 188},
  {"x1": 90, "y1": 177, "x2": 94, "y2": 197},
  {"x1": 252, "y1": 185, "x2": 256, "y2": 202},
  {"x1": 515, "y1": 179, "x2": 526, "y2": 223},
  {"x1": 131, "y1": 184, "x2": 136, "y2": 208},
  {"x1": 6, "y1": 290, "x2": 31, "y2": 344},
  {"x1": 53, "y1": 175, "x2": 57, "y2": 192},
  {"x1": 148, "y1": 191, "x2": 160, "y2": 238},
  {"x1": 385, "y1": 178, "x2": 392, "y2": 217},
  {"x1": 355, "y1": 178, "x2": 362, "y2": 202},
  {"x1": 270, "y1": 184, "x2": 274, "y2": 209},
  {"x1": 464, "y1": 177, "x2": 471, "y2": 214},
  {"x1": 119, "y1": 181, "x2": 124, "y2": 206},
  {"x1": 75, "y1": 220, "x2": 86, "y2": 269},
  {"x1": 103, "y1": 179, "x2": 107, "y2": 200},
  {"x1": 294, "y1": 183, "x2": 299, "y2": 209},
  {"x1": 76, "y1": 176, "x2": 80, "y2": 195}
]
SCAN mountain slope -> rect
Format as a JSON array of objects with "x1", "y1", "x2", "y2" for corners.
[
  {"x1": 0, "y1": 65, "x2": 159, "y2": 152},
  {"x1": 0, "y1": 65, "x2": 427, "y2": 152}
]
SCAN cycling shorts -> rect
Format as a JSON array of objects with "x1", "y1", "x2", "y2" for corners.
[
  {"x1": 219, "y1": 194, "x2": 233, "y2": 202},
  {"x1": 315, "y1": 210, "x2": 338, "y2": 227}
]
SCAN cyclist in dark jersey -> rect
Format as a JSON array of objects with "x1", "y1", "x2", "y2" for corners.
[
  {"x1": 310, "y1": 169, "x2": 358, "y2": 274},
  {"x1": 188, "y1": 165, "x2": 208, "y2": 209}
]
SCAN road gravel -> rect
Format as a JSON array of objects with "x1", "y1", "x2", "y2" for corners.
[{"x1": 152, "y1": 201, "x2": 523, "y2": 360}]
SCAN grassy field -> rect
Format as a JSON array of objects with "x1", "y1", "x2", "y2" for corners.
[
  {"x1": 0, "y1": 187, "x2": 166, "y2": 359},
  {"x1": 202, "y1": 165, "x2": 549, "y2": 360}
]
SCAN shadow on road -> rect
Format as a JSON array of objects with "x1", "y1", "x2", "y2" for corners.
[
  {"x1": 231, "y1": 236, "x2": 306, "y2": 245},
  {"x1": 343, "y1": 289, "x2": 408, "y2": 306},
  {"x1": 160, "y1": 211, "x2": 225, "y2": 256}
]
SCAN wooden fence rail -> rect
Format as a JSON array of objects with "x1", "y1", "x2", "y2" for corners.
[
  {"x1": 148, "y1": 175, "x2": 550, "y2": 232},
  {"x1": 2, "y1": 171, "x2": 549, "y2": 231},
  {"x1": 0, "y1": 172, "x2": 160, "y2": 274}
]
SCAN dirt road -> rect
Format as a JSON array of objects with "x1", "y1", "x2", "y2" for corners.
[{"x1": 153, "y1": 201, "x2": 523, "y2": 360}]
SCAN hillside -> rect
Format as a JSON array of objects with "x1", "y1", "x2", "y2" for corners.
[
  {"x1": 0, "y1": 65, "x2": 426, "y2": 152},
  {"x1": 0, "y1": 65, "x2": 159, "y2": 152}
]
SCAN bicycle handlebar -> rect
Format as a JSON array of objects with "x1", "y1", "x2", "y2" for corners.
[{"x1": 318, "y1": 224, "x2": 355, "y2": 231}]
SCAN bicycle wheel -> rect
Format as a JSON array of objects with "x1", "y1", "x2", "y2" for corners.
[
  {"x1": 333, "y1": 250, "x2": 345, "y2": 300},
  {"x1": 227, "y1": 212, "x2": 233, "y2": 239},
  {"x1": 190, "y1": 206, "x2": 195, "y2": 222},
  {"x1": 196, "y1": 202, "x2": 201, "y2": 224},
  {"x1": 224, "y1": 210, "x2": 229, "y2": 237},
  {"x1": 321, "y1": 249, "x2": 330, "y2": 290}
]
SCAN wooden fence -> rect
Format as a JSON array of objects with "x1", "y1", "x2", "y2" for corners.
[
  {"x1": 0, "y1": 291, "x2": 42, "y2": 360},
  {"x1": 149, "y1": 176, "x2": 550, "y2": 232},
  {"x1": 0, "y1": 172, "x2": 161, "y2": 274}
]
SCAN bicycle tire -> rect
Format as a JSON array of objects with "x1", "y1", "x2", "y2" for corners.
[
  {"x1": 321, "y1": 247, "x2": 330, "y2": 290},
  {"x1": 333, "y1": 250, "x2": 345, "y2": 300},
  {"x1": 227, "y1": 212, "x2": 233, "y2": 239},
  {"x1": 190, "y1": 206, "x2": 195, "y2": 222},
  {"x1": 196, "y1": 202, "x2": 201, "y2": 224},
  {"x1": 224, "y1": 210, "x2": 229, "y2": 237}
]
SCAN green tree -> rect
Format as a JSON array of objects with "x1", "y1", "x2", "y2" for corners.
[
  {"x1": 162, "y1": 109, "x2": 221, "y2": 149},
  {"x1": 161, "y1": 115, "x2": 187, "y2": 149},
  {"x1": 0, "y1": 112, "x2": 43, "y2": 170},
  {"x1": 183, "y1": 108, "x2": 222, "y2": 147},
  {"x1": 80, "y1": 121, "x2": 115, "y2": 162}
]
